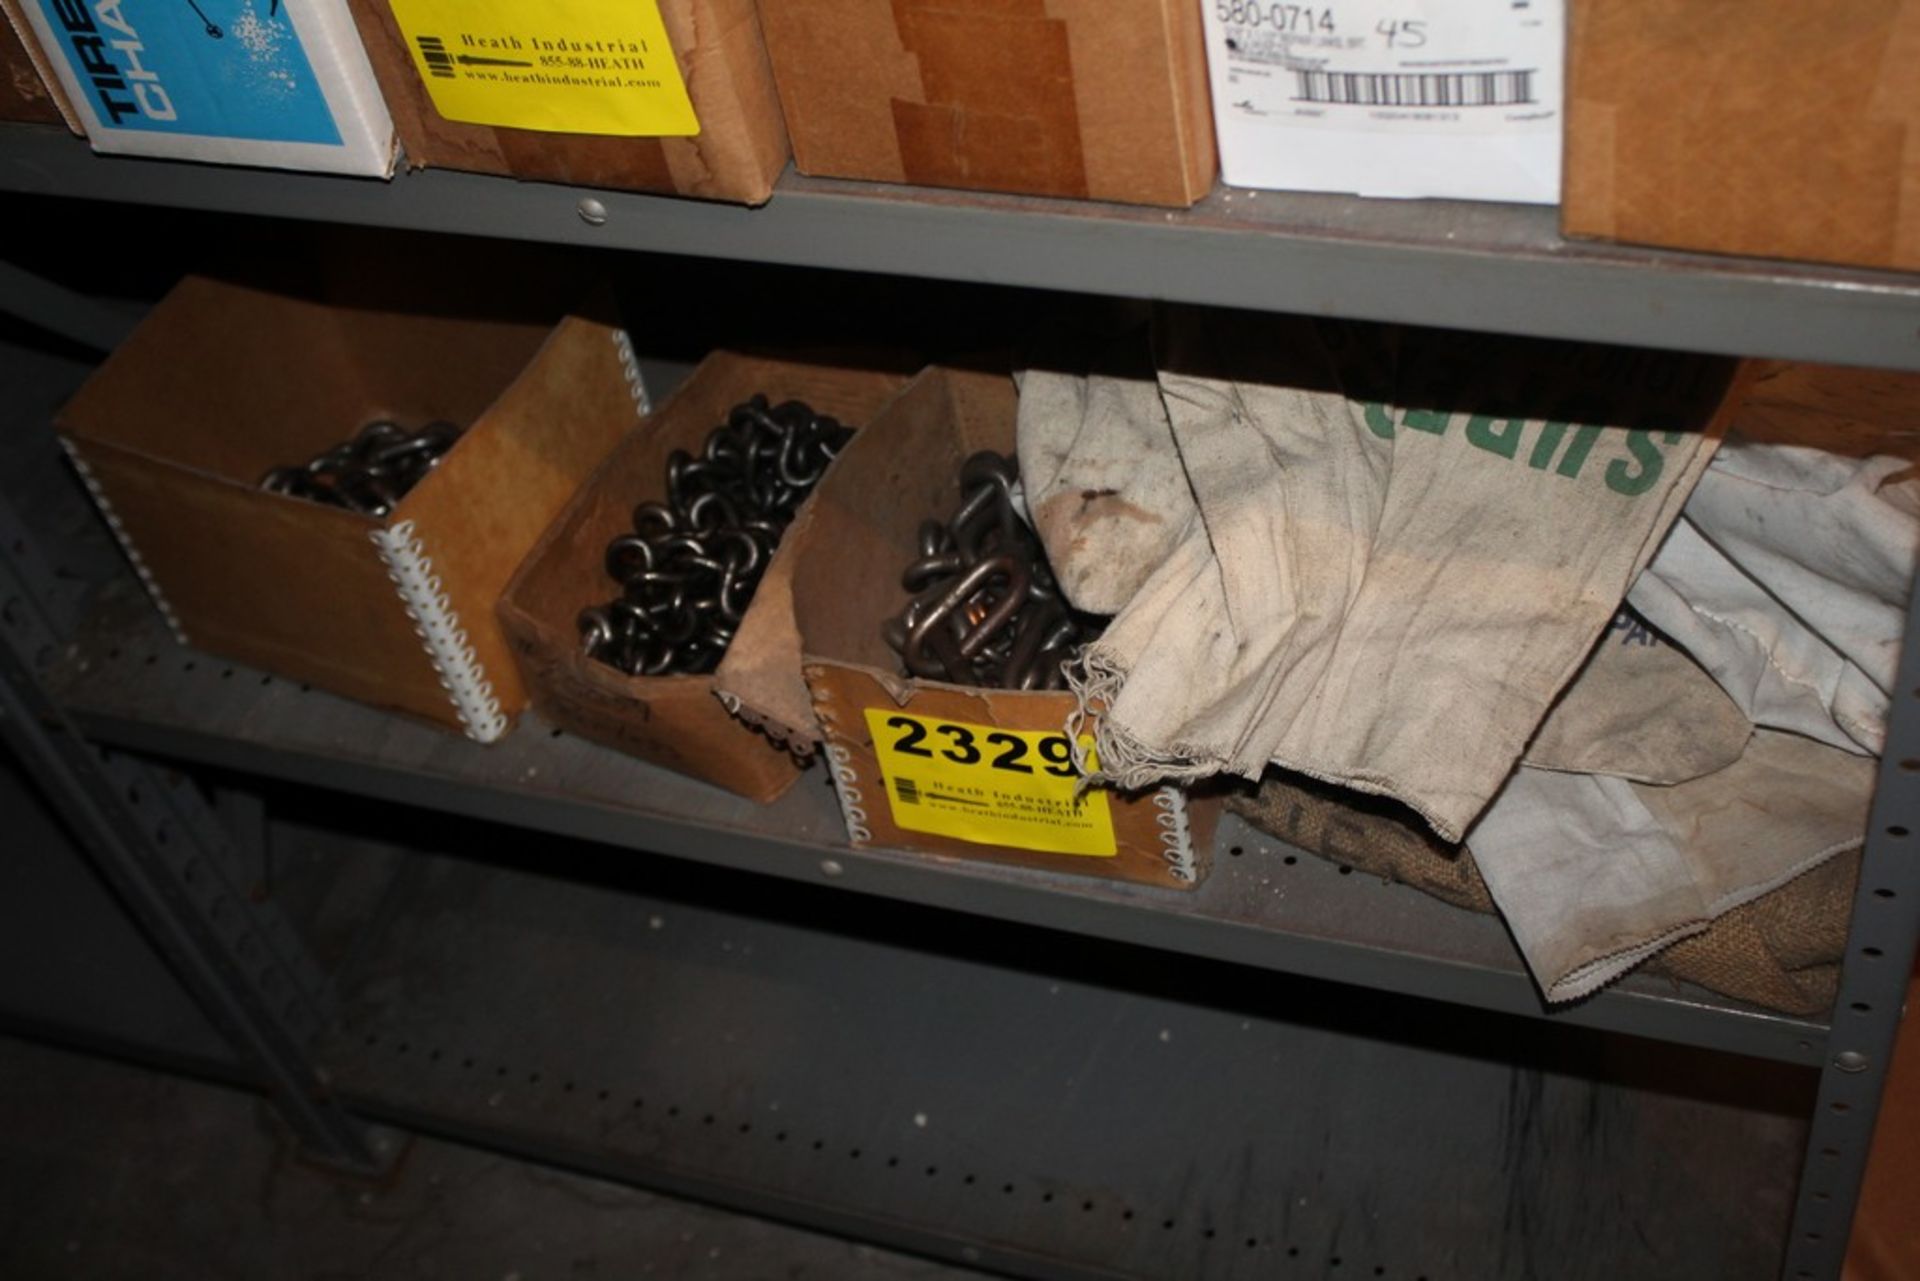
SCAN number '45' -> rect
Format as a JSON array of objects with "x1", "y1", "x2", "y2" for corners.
[{"x1": 1376, "y1": 17, "x2": 1427, "y2": 47}]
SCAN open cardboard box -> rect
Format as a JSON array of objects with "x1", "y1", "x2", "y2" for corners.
[
  {"x1": 59, "y1": 274, "x2": 642, "y2": 741},
  {"x1": 497, "y1": 350, "x2": 910, "y2": 802},
  {"x1": 792, "y1": 365, "x2": 1212, "y2": 889}
]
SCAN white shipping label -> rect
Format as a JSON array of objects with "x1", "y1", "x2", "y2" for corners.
[{"x1": 1201, "y1": 0, "x2": 1563, "y2": 202}]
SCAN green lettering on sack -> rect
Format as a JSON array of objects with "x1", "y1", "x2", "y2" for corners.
[
  {"x1": 1402, "y1": 408, "x2": 1450, "y2": 435},
  {"x1": 1464, "y1": 416, "x2": 1524, "y2": 460},
  {"x1": 1606, "y1": 430, "x2": 1685, "y2": 496},
  {"x1": 1527, "y1": 421, "x2": 1569, "y2": 470},
  {"x1": 1554, "y1": 425, "x2": 1605, "y2": 479},
  {"x1": 1363, "y1": 402, "x2": 1396, "y2": 439}
]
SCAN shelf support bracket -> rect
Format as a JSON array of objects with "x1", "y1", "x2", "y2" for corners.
[{"x1": 0, "y1": 490, "x2": 386, "y2": 1173}]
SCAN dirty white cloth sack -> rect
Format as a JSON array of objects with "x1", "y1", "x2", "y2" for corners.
[
  {"x1": 1628, "y1": 440, "x2": 1920, "y2": 756},
  {"x1": 1016, "y1": 334, "x2": 1197, "y2": 614},
  {"x1": 1520, "y1": 607, "x2": 1751, "y2": 784},
  {"x1": 1042, "y1": 312, "x2": 1739, "y2": 841},
  {"x1": 1469, "y1": 729, "x2": 1873, "y2": 1003}
]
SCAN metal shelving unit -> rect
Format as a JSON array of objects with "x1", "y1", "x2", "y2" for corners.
[{"x1": 3, "y1": 121, "x2": 1920, "y2": 1280}]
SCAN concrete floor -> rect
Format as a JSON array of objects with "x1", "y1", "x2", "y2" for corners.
[{"x1": 0, "y1": 1034, "x2": 977, "y2": 1281}]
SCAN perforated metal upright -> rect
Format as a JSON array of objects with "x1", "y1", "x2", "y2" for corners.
[
  {"x1": 0, "y1": 336, "x2": 385, "y2": 1174},
  {"x1": 1780, "y1": 589, "x2": 1920, "y2": 1280}
]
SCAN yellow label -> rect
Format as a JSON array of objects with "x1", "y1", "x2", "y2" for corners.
[
  {"x1": 863, "y1": 710, "x2": 1117, "y2": 858},
  {"x1": 386, "y1": 0, "x2": 699, "y2": 137}
]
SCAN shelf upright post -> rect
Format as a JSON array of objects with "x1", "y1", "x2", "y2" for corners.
[
  {"x1": 0, "y1": 491, "x2": 388, "y2": 1172},
  {"x1": 1780, "y1": 579, "x2": 1920, "y2": 1281}
]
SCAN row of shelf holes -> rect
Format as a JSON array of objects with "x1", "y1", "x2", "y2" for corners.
[
  {"x1": 1843, "y1": 718, "x2": 1915, "y2": 1235},
  {"x1": 358, "y1": 1031, "x2": 1422, "y2": 1276},
  {"x1": 106, "y1": 644, "x2": 317, "y2": 693},
  {"x1": 1794, "y1": 716, "x2": 1919, "y2": 1268},
  {"x1": 1227, "y1": 844, "x2": 1305, "y2": 869},
  {"x1": 1846, "y1": 726, "x2": 1910, "y2": 1242},
  {"x1": 110, "y1": 752, "x2": 317, "y2": 1038}
]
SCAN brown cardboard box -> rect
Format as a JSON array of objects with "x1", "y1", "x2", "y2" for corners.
[
  {"x1": 1563, "y1": 0, "x2": 1920, "y2": 272},
  {"x1": 497, "y1": 351, "x2": 910, "y2": 801},
  {"x1": 754, "y1": 0, "x2": 1214, "y2": 207},
  {"x1": 0, "y1": 0, "x2": 78, "y2": 129},
  {"x1": 793, "y1": 366, "x2": 1212, "y2": 888},
  {"x1": 345, "y1": 0, "x2": 789, "y2": 204},
  {"x1": 59, "y1": 275, "x2": 641, "y2": 742}
]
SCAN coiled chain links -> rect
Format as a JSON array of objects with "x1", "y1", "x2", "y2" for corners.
[
  {"x1": 581, "y1": 395, "x2": 853, "y2": 677},
  {"x1": 260, "y1": 420, "x2": 463, "y2": 518},
  {"x1": 882, "y1": 451, "x2": 1096, "y2": 691}
]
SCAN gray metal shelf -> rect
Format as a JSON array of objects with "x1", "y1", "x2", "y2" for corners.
[
  {"x1": 3, "y1": 123, "x2": 1919, "y2": 372},
  {"x1": 317, "y1": 846, "x2": 1809, "y2": 1281},
  {"x1": 48, "y1": 582, "x2": 1832, "y2": 1066}
]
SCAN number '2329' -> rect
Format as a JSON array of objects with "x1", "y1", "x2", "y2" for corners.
[{"x1": 885, "y1": 716, "x2": 1077, "y2": 776}]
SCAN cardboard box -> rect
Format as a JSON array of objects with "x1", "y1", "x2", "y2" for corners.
[
  {"x1": 59, "y1": 274, "x2": 639, "y2": 741},
  {"x1": 497, "y1": 350, "x2": 910, "y2": 801},
  {"x1": 344, "y1": 0, "x2": 788, "y2": 204},
  {"x1": 11, "y1": 0, "x2": 394, "y2": 174},
  {"x1": 1201, "y1": 0, "x2": 1563, "y2": 203},
  {"x1": 1563, "y1": 0, "x2": 1920, "y2": 271},
  {"x1": 792, "y1": 366, "x2": 1212, "y2": 888},
  {"x1": 0, "y1": 0, "x2": 78, "y2": 128},
  {"x1": 754, "y1": 0, "x2": 1214, "y2": 207}
]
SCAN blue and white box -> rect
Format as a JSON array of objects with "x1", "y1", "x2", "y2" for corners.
[{"x1": 15, "y1": 0, "x2": 393, "y2": 174}]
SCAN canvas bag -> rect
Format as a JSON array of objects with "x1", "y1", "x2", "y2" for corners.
[
  {"x1": 1016, "y1": 333, "x2": 1197, "y2": 614},
  {"x1": 1627, "y1": 440, "x2": 1920, "y2": 757},
  {"x1": 1521, "y1": 607, "x2": 1751, "y2": 783},
  {"x1": 1468, "y1": 728, "x2": 1873, "y2": 1003},
  {"x1": 1033, "y1": 311, "x2": 1744, "y2": 841},
  {"x1": 1230, "y1": 770, "x2": 1859, "y2": 1017}
]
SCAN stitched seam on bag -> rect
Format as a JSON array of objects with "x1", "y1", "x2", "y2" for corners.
[
  {"x1": 1679, "y1": 599, "x2": 1882, "y2": 745},
  {"x1": 1549, "y1": 835, "x2": 1864, "y2": 1003}
]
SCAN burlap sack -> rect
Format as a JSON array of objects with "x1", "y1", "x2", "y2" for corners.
[{"x1": 1230, "y1": 772, "x2": 1857, "y2": 1016}]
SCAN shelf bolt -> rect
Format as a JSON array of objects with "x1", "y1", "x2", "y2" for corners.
[
  {"x1": 576, "y1": 197, "x2": 610, "y2": 227},
  {"x1": 820, "y1": 859, "x2": 844, "y2": 877},
  {"x1": 1835, "y1": 1050, "x2": 1869, "y2": 1073}
]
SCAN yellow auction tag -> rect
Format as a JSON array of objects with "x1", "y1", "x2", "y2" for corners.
[
  {"x1": 386, "y1": 0, "x2": 699, "y2": 136},
  {"x1": 864, "y1": 709, "x2": 1117, "y2": 858}
]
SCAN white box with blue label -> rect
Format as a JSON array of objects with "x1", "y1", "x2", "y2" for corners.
[{"x1": 13, "y1": 0, "x2": 394, "y2": 174}]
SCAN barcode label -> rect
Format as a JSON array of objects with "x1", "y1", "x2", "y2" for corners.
[
  {"x1": 1292, "y1": 69, "x2": 1534, "y2": 107},
  {"x1": 415, "y1": 34, "x2": 456, "y2": 78},
  {"x1": 895, "y1": 777, "x2": 921, "y2": 806}
]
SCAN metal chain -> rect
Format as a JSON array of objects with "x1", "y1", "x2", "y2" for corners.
[
  {"x1": 260, "y1": 420, "x2": 463, "y2": 518},
  {"x1": 883, "y1": 451, "x2": 1096, "y2": 691},
  {"x1": 581, "y1": 395, "x2": 852, "y2": 677}
]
